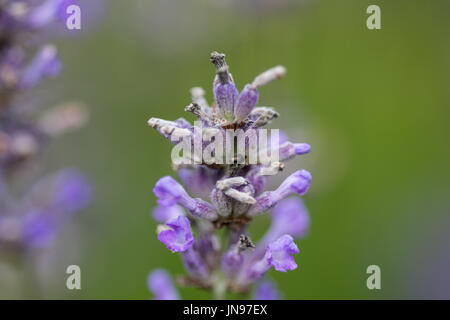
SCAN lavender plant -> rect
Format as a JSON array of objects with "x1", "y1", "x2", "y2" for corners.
[
  {"x1": 0, "y1": 0, "x2": 91, "y2": 292},
  {"x1": 147, "y1": 52, "x2": 311, "y2": 299}
]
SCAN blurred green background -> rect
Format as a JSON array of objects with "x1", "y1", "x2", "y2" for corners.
[{"x1": 30, "y1": 0, "x2": 450, "y2": 299}]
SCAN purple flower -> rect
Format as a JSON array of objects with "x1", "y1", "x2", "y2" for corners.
[
  {"x1": 248, "y1": 170, "x2": 311, "y2": 216},
  {"x1": 153, "y1": 176, "x2": 188, "y2": 207},
  {"x1": 278, "y1": 142, "x2": 311, "y2": 161},
  {"x1": 250, "y1": 198, "x2": 309, "y2": 261},
  {"x1": 253, "y1": 279, "x2": 282, "y2": 300},
  {"x1": 51, "y1": 169, "x2": 92, "y2": 214},
  {"x1": 153, "y1": 176, "x2": 218, "y2": 220},
  {"x1": 21, "y1": 210, "x2": 57, "y2": 249},
  {"x1": 20, "y1": 45, "x2": 61, "y2": 89},
  {"x1": 264, "y1": 234, "x2": 299, "y2": 272},
  {"x1": 266, "y1": 197, "x2": 310, "y2": 241},
  {"x1": 147, "y1": 269, "x2": 179, "y2": 300},
  {"x1": 157, "y1": 215, "x2": 194, "y2": 253},
  {"x1": 27, "y1": 0, "x2": 78, "y2": 29}
]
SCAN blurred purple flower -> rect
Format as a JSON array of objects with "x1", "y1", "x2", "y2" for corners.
[
  {"x1": 21, "y1": 210, "x2": 57, "y2": 249},
  {"x1": 147, "y1": 269, "x2": 179, "y2": 300},
  {"x1": 51, "y1": 169, "x2": 93, "y2": 214},
  {"x1": 253, "y1": 279, "x2": 282, "y2": 300},
  {"x1": 20, "y1": 45, "x2": 61, "y2": 89}
]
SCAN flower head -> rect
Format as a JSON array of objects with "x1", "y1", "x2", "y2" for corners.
[
  {"x1": 157, "y1": 215, "x2": 194, "y2": 253},
  {"x1": 264, "y1": 234, "x2": 299, "y2": 272}
]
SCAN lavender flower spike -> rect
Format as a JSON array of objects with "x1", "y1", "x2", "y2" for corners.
[
  {"x1": 153, "y1": 176, "x2": 218, "y2": 220},
  {"x1": 147, "y1": 52, "x2": 312, "y2": 298},
  {"x1": 248, "y1": 170, "x2": 312, "y2": 216},
  {"x1": 157, "y1": 215, "x2": 194, "y2": 253},
  {"x1": 148, "y1": 269, "x2": 180, "y2": 300}
]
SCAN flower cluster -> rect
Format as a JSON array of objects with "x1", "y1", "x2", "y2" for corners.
[
  {"x1": 147, "y1": 52, "x2": 311, "y2": 299},
  {"x1": 0, "y1": 0, "x2": 91, "y2": 254}
]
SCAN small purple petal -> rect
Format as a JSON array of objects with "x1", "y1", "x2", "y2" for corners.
[
  {"x1": 28, "y1": 0, "x2": 77, "y2": 29},
  {"x1": 235, "y1": 84, "x2": 258, "y2": 121},
  {"x1": 21, "y1": 210, "x2": 57, "y2": 248},
  {"x1": 154, "y1": 176, "x2": 218, "y2": 220},
  {"x1": 269, "y1": 197, "x2": 310, "y2": 240},
  {"x1": 147, "y1": 269, "x2": 179, "y2": 300},
  {"x1": 157, "y1": 215, "x2": 194, "y2": 253},
  {"x1": 279, "y1": 142, "x2": 311, "y2": 161},
  {"x1": 20, "y1": 45, "x2": 61, "y2": 89},
  {"x1": 248, "y1": 170, "x2": 311, "y2": 216},
  {"x1": 52, "y1": 169, "x2": 92, "y2": 214},
  {"x1": 264, "y1": 234, "x2": 299, "y2": 272},
  {"x1": 152, "y1": 205, "x2": 185, "y2": 223},
  {"x1": 214, "y1": 82, "x2": 238, "y2": 120},
  {"x1": 153, "y1": 176, "x2": 190, "y2": 207}
]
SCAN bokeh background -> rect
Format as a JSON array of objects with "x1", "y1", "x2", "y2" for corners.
[{"x1": 3, "y1": 0, "x2": 450, "y2": 299}]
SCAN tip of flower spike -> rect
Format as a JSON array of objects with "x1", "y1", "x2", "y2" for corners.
[
  {"x1": 210, "y1": 51, "x2": 226, "y2": 70},
  {"x1": 294, "y1": 143, "x2": 311, "y2": 155},
  {"x1": 291, "y1": 170, "x2": 312, "y2": 195}
]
